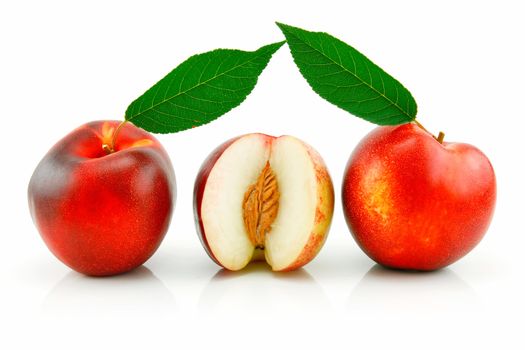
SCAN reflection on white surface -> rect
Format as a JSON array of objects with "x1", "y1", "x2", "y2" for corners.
[
  {"x1": 42, "y1": 266, "x2": 175, "y2": 318},
  {"x1": 199, "y1": 262, "x2": 331, "y2": 316},
  {"x1": 348, "y1": 265, "x2": 479, "y2": 317}
]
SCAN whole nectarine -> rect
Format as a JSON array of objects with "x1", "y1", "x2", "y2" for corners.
[
  {"x1": 342, "y1": 123, "x2": 496, "y2": 270},
  {"x1": 28, "y1": 121, "x2": 175, "y2": 276}
]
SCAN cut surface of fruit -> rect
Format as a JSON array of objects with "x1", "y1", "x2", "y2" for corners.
[
  {"x1": 195, "y1": 133, "x2": 334, "y2": 271},
  {"x1": 200, "y1": 134, "x2": 269, "y2": 270},
  {"x1": 264, "y1": 136, "x2": 318, "y2": 270}
]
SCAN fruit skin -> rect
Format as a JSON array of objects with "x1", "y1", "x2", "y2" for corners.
[
  {"x1": 28, "y1": 120, "x2": 175, "y2": 276},
  {"x1": 193, "y1": 133, "x2": 334, "y2": 271},
  {"x1": 342, "y1": 123, "x2": 496, "y2": 271}
]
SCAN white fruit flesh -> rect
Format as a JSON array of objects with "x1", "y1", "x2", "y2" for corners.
[
  {"x1": 264, "y1": 136, "x2": 317, "y2": 271},
  {"x1": 201, "y1": 134, "x2": 269, "y2": 270},
  {"x1": 201, "y1": 134, "x2": 320, "y2": 271}
]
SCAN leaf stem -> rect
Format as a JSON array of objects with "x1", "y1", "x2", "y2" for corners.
[
  {"x1": 414, "y1": 120, "x2": 445, "y2": 144},
  {"x1": 414, "y1": 120, "x2": 429, "y2": 133}
]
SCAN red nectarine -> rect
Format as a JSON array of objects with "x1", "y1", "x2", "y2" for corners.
[
  {"x1": 342, "y1": 123, "x2": 496, "y2": 270},
  {"x1": 28, "y1": 121, "x2": 175, "y2": 276}
]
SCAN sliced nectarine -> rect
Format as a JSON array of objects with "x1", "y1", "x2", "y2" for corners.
[{"x1": 194, "y1": 133, "x2": 334, "y2": 271}]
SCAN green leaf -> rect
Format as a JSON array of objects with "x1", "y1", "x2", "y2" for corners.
[
  {"x1": 276, "y1": 23, "x2": 417, "y2": 125},
  {"x1": 125, "y1": 41, "x2": 285, "y2": 133}
]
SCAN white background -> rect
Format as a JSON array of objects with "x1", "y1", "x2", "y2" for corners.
[{"x1": 1, "y1": 0, "x2": 524, "y2": 349}]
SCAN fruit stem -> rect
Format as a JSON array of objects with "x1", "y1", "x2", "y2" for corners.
[
  {"x1": 103, "y1": 120, "x2": 127, "y2": 154},
  {"x1": 414, "y1": 120, "x2": 445, "y2": 144},
  {"x1": 437, "y1": 131, "x2": 445, "y2": 144}
]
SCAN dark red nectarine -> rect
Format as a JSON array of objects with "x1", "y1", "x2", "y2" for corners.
[{"x1": 28, "y1": 120, "x2": 175, "y2": 276}]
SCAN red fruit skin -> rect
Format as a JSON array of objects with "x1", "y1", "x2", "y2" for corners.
[
  {"x1": 28, "y1": 121, "x2": 175, "y2": 276},
  {"x1": 342, "y1": 123, "x2": 496, "y2": 271}
]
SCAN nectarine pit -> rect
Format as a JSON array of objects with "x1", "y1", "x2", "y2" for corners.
[{"x1": 242, "y1": 161, "x2": 280, "y2": 249}]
